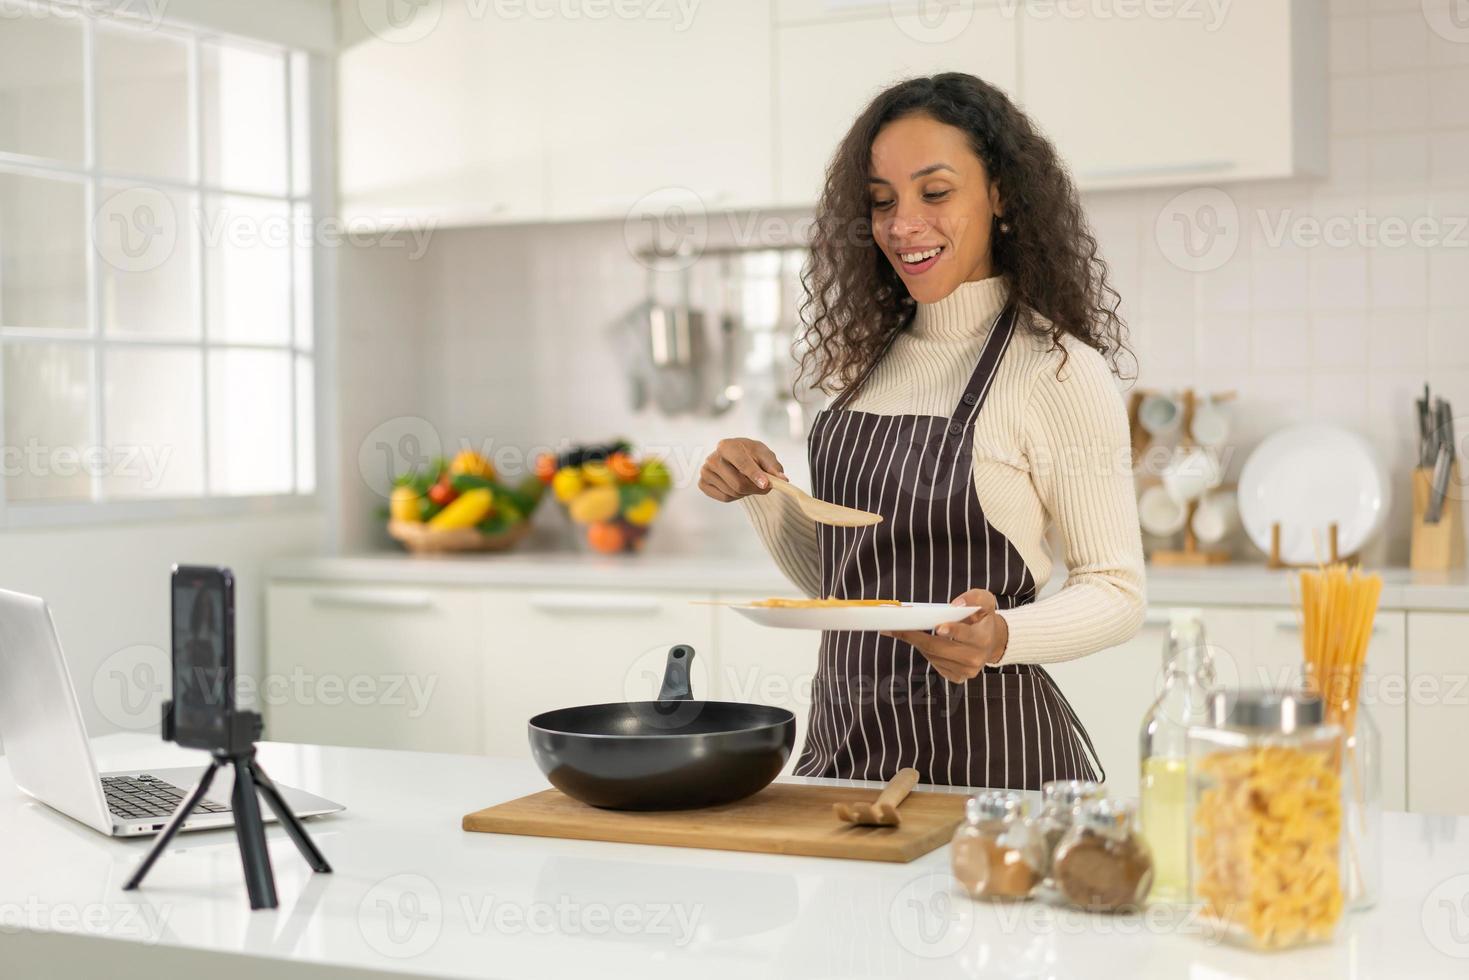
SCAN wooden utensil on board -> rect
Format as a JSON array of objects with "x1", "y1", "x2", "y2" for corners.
[
  {"x1": 834, "y1": 768, "x2": 920, "y2": 828},
  {"x1": 768, "y1": 477, "x2": 883, "y2": 527}
]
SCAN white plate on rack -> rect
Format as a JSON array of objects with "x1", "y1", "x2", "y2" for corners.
[
  {"x1": 1237, "y1": 423, "x2": 1390, "y2": 565},
  {"x1": 730, "y1": 602, "x2": 976, "y2": 632}
]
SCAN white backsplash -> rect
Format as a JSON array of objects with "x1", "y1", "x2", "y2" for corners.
[{"x1": 339, "y1": 3, "x2": 1469, "y2": 565}]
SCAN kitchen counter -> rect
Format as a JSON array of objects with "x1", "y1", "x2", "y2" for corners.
[
  {"x1": 3, "y1": 734, "x2": 1467, "y2": 979},
  {"x1": 266, "y1": 550, "x2": 1469, "y2": 611}
]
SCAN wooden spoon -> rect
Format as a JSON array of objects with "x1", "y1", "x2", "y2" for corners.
[
  {"x1": 834, "y1": 767, "x2": 920, "y2": 828},
  {"x1": 768, "y1": 478, "x2": 882, "y2": 527}
]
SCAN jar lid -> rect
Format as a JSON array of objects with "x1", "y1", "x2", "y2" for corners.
[
  {"x1": 1206, "y1": 688, "x2": 1324, "y2": 732},
  {"x1": 965, "y1": 789, "x2": 1026, "y2": 823},
  {"x1": 1040, "y1": 780, "x2": 1103, "y2": 808},
  {"x1": 1076, "y1": 796, "x2": 1136, "y2": 832}
]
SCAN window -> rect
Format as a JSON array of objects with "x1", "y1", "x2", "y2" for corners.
[{"x1": 0, "y1": 0, "x2": 319, "y2": 521}]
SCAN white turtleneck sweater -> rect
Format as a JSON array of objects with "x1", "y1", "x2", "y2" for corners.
[{"x1": 741, "y1": 277, "x2": 1146, "y2": 666}]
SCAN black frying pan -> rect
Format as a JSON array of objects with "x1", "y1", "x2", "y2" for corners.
[{"x1": 527, "y1": 645, "x2": 795, "y2": 810}]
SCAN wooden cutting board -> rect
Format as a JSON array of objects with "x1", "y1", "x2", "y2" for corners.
[{"x1": 462, "y1": 783, "x2": 968, "y2": 863}]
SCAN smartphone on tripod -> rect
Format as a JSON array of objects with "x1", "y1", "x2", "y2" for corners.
[
  {"x1": 169, "y1": 565, "x2": 235, "y2": 751},
  {"x1": 127, "y1": 565, "x2": 333, "y2": 910}
]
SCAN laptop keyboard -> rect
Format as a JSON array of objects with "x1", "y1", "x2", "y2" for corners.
[{"x1": 101, "y1": 774, "x2": 230, "y2": 821}]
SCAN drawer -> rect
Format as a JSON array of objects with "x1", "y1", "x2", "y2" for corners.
[
  {"x1": 265, "y1": 583, "x2": 485, "y2": 753},
  {"x1": 479, "y1": 588, "x2": 715, "y2": 758}
]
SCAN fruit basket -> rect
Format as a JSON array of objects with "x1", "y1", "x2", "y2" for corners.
[
  {"x1": 538, "y1": 440, "x2": 672, "y2": 554},
  {"x1": 386, "y1": 450, "x2": 545, "y2": 555}
]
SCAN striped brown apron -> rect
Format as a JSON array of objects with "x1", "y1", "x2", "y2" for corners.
[{"x1": 793, "y1": 302, "x2": 1104, "y2": 790}]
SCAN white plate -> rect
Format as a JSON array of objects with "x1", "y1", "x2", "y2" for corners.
[
  {"x1": 730, "y1": 602, "x2": 976, "y2": 632},
  {"x1": 1237, "y1": 423, "x2": 1390, "y2": 565}
]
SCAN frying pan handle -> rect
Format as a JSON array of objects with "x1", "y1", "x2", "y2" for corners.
[{"x1": 657, "y1": 645, "x2": 695, "y2": 701}]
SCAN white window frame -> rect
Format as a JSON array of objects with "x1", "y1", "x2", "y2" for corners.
[{"x1": 0, "y1": 0, "x2": 334, "y2": 529}]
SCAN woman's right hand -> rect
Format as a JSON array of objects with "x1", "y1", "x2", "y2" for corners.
[{"x1": 699, "y1": 438, "x2": 787, "y2": 502}]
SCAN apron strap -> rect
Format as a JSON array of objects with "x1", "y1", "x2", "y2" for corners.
[{"x1": 949, "y1": 302, "x2": 1020, "y2": 431}]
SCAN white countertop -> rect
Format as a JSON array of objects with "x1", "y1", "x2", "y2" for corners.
[
  {"x1": 266, "y1": 549, "x2": 1469, "y2": 612},
  {"x1": 3, "y1": 734, "x2": 1468, "y2": 979}
]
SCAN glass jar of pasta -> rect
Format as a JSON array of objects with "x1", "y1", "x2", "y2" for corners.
[
  {"x1": 1339, "y1": 701, "x2": 1382, "y2": 911},
  {"x1": 1188, "y1": 689, "x2": 1345, "y2": 950}
]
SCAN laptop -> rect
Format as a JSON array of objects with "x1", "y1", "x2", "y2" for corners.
[{"x1": 0, "y1": 588, "x2": 344, "y2": 837}]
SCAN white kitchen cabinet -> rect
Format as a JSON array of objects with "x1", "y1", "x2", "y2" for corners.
[
  {"x1": 713, "y1": 592, "x2": 821, "y2": 775},
  {"x1": 1046, "y1": 606, "x2": 1255, "y2": 800},
  {"x1": 478, "y1": 587, "x2": 716, "y2": 757},
  {"x1": 540, "y1": 4, "x2": 773, "y2": 221},
  {"x1": 338, "y1": 5, "x2": 552, "y2": 227},
  {"x1": 1250, "y1": 609, "x2": 1408, "y2": 811},
  {"x1": 264, "y1": 582, "x2": 486, "y2": 753},
  {"x1": 1407, "y1": 613, "x2": 1469, "y2": 816},
  {"x1": 1017, "y1": 0, "x2": 1326, "y2": 188},
  {"x1": 775, "y1": 4, "x2": 1018, "y2": 206}
]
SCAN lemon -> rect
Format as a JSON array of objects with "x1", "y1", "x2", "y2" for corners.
[
  {"x1": 624, "y1": 496, "x2": 659, "y2": 527},
  {"x1": 568, "y1": 485, "x2": 620, "y2": 525},
  {"x1": 582, "y1": 461, "x2": 614, "y2": 486},
  {"x1": 551, "y1": 467, "x2": 585, "y2": 503},
  {"x1": 390, "y1": 486, "x2": 423, "y2": 523}
]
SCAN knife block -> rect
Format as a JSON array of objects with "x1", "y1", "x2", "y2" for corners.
[{"x1": 1411, "y1": 463, "x2": 1465, "y2": 571}]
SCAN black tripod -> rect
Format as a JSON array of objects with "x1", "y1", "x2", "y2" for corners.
[{"x1": 124, "y1": 706, "x2": 331, "y2": 910}]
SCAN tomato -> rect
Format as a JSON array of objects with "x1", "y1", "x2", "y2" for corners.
[{"x1": 428, "y1": 479, "x2": 458, "y2": 507}]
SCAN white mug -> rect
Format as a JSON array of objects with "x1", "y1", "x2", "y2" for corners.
[
  {"x1": 1190, "y1": 397, "x2": 1232, "y2": 448},
  {"x1": 1191, "y1": 489, "x2": 1238, "y2": 545},
  {"x1": 1162, "y1": 447, "x2": 1223, "y2": 503},
  {"x1": 1138, "y1": 392, "x2": 1183, "y2": 437},
  {"x1": 1139, "y1": 484, "x2": 1188, "y2": 537}
]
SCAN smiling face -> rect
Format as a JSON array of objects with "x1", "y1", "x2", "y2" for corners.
[{"x1": 868, "y1": 112, "x2": 1003, "y2": 304}]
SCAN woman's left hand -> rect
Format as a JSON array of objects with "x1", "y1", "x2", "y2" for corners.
[{"x1": 883, "y1": 589, "x2": 1009, "y2": 683}]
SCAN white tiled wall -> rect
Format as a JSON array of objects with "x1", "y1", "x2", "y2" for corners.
[{"x1": 339, "y1": 3, "x2": 1469, "y2": 564}]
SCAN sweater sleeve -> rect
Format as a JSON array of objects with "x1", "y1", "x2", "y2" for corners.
[
  {"x1": 995, "y1": 343, "x2": 1147, "y2": 665},
  {"x1": 741, "y1": 491, "x2": 824, "y2": 598}
]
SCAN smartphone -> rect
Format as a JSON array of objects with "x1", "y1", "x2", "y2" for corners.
[{"x1": 169, "y1": 565, "x2": 235, "y2": 751}]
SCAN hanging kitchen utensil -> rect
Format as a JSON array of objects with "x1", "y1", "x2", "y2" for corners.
[
  {"x1": 759, "y1": 257, "x2": 808, "y2": 440},
  {"x1": 710, "y1": 255, "x2": 744, "y2": 417},
  {"x1": 646, "y1": 264, "x2": 707, "y2": 416},
  {"x1": 526, "y1": 645, "x2": 795, "y2": 811}
]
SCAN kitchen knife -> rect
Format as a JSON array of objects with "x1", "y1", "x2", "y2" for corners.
[{"x1": 1427, "y1": 442, "x2": 1451, "y2": 524}]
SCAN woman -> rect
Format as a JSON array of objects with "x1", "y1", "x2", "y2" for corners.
[{"x1": 699, "y1": 74, "x2": 1145, "y2": 790}]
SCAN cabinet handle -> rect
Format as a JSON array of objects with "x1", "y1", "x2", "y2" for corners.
[
  {"x1": 1080, "y1": 160, "x2": 1237, "y2": 181},
  {"x1": 1274, "y1": 616, "x2": 1382, "y2": 636},
  {"x1": 528, "y1": 593, "x2": 662, "y2": 615},
  {"x1": 311, "y1": 591, "x2": 435, "y2": 611}
]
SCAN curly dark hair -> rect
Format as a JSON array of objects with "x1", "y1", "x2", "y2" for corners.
[{"x1": 797, "y1": 72, "x2": 1131, "y2": 395}]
